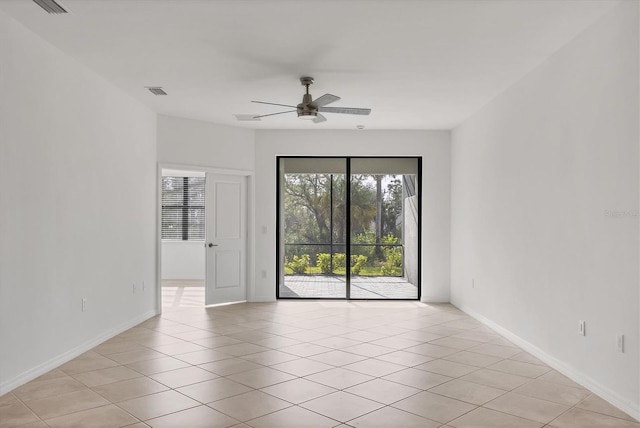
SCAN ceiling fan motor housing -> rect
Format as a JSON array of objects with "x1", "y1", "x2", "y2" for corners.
[{"x1": 297, "y1": 93, "x2": 317, "y2": 119}]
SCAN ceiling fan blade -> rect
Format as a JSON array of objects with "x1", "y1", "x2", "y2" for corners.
[
  {"x1": 312, "y1": 113, "x2": 327, "y2": 123},
  {"x1": 312, "y1": 94, "x2": 340, "y2": 107},
  {"x1": 252, "y1": 101, "x2": 297, "y2": 108},
  {"x1": 253, "y1": 110, "x2": 297, "y2": 119},
  {"x1": 234, "y1": 114, "x2": 262, "y2": 121},
  {"x1": 318, "y1": 106, "x2": 371, "y2": 115}
]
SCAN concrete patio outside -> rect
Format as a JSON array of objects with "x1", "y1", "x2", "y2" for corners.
[
  {"x1": 162, "y1": 275, "x2": 418, "y2": 308},
  {"x1": 280, "y1": 275, "x2": 418, "y2": 299}
]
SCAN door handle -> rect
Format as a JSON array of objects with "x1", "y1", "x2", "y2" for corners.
[{"x1": 207, "y1": 243, "x2": 218, "y2": 248}]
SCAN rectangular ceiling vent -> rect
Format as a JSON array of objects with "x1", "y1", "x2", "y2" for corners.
[
  {"x1": 146, "y1": 87, "x2": 168, "y2": 96},
  {"x1": 32, "y1": 0, "x2": 68, "y2": 14}
]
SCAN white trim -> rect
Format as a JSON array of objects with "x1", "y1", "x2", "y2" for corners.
[
  {"x1": 247, "y1": 174, "x2": 256, "y2": 301},
  {"x1": 156, "y1": 164, "x2": 163, "y2": 313},
  {"x1": 0, "y1": 309, "x2": 158, "y2": 396},
  {"x1": 156, "y1": 162, "x2": 256, "y2": 312},
  {"x1": 160, "y1": 162, "x2": 254, "y2": 177},
  {"x1": 162, "y1": 168, "x2": 205, "y2": 178},
  {"x1": 454, "y1": 302, "x2": 640, "y2": 421},
  {"x1": 421, "y1": 295, "x2": 450, "y2": 303}
]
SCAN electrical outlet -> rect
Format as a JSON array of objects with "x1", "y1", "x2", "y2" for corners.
[
  {"x1": 132, "y1": 283, "x2": 136, "y2": 294},
  {"x1": 578, "y1": 320, "x2": 586, "y2": 336},
  {"x1": 262, "y1": 225, "x2": 268, "y2": 234},
  {"x1": 617, "y1": 334, "x2": 625, "y2": 353},
  {"x1": 261, "y1": 270, "x2": 267, "y2": 279},
  {"x1": 82, "y1": 298, "x2": 87, "y2": 312}
]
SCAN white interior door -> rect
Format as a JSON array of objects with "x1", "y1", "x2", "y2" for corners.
[{"x1": 205, "y1": 173, "x2": 247, "y2": 305}]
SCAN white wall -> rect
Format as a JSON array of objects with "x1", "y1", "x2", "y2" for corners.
[
  {"x1": 161, "y1": 241, "x2": 205, "y2": 280},
  {"x1": 451, "y1": 1, "x2": 639, "y2": 417},
  {"x1": 157, "y1": 115, "x2": 255, "y2": 171},
  {"x1": 254, "y1": 130, "x2": 451, "y2": 302},
  {"x1": 0, "y1": 11, "x2": 157, "y2": 393},
  {"x1": 156, "y1": 119, "x2": 450, "y2": 302},
  {"x1": 156, "y1": 115, "x2": 256, "y2": 297}
]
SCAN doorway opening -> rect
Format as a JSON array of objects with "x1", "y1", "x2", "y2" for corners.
[
  {"x1": 277, "y1": 157, "x2": 421, "y2": 300},
  {"x1": 161, "y1": 169, "x2": 206, "y2": 308},
  {"x1": 159, "y1": 167, "x2": 249, "y2": 309}
]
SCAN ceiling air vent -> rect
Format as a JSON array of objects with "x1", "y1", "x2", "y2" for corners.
[
  {"x1": 146, "y1": 87, "x2": 167, "y2": 96},
  {"x1": 32, "y1": 0, "x2": 68, "y2": 14}
]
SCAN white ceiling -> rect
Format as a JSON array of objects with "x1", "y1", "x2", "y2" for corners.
[{"x1": 0, "y1": 0, "x2": 619, "y2": 130}]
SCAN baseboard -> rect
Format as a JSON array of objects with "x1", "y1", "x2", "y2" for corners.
[
  {"x1": 251, "y1": 296, "x2": 276, "y2": 302},
  {"x1": 453, "y1": 302, "x2": 639, "y2": 421},
  {"x1": 0, "y1": 309, "x2": 159, "y2": 396},
  {"x1": 421, "y1": 295, "x2": 450, "y2": 303}
]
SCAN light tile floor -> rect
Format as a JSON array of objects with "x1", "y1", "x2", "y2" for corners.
[
  {"x1": 162, "y1": 280, "x2": 204, "y2": 308},
  {"x1": 1, "y1": 301, "x2": 638, "y2": 427}
]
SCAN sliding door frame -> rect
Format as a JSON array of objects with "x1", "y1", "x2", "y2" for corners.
[{"x1": 276, "y1": 156, "x2": 422, "y2": 301}]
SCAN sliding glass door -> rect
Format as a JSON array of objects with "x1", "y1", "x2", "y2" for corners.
[
  {"x1": 277, "y1": 157, "x2": 421, "y2": 300},
  {"x1": 279, "y1": 158, "x2": 347, "y2": 298},
  {"x1": 349, "y1": 158, "x2": 420, "y2": 299}
]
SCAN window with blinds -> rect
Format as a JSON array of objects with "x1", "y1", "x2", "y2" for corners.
[{"x1": 161, "y1": 176, "x2": 205, "y2": 240}]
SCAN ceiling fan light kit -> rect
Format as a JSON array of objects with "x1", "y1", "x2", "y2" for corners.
[
  {"x1": 298, "y1": 112, "x2": 317, "y2": 120},
  {"x1": 252, "y1": 76, "x2": 371, "y2": 123}
]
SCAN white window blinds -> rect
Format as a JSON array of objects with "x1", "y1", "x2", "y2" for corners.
[{"x1": 161, "y1": 176, "x2": 205, "y2": 240}]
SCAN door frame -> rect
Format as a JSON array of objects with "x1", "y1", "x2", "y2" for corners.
[
  {"x1": 275, "y1": 156, "x2": 422, "y2": 301},
  {"x1": 156, "y1": 162, "x2": 255, "y2": 313}
]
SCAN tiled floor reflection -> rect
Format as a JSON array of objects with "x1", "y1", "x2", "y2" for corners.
[
  {"x1": 162, "y1": 280, "x2": 204, "y2": 308},
  {"x1": 1, "y1": 301, "x2": 638, "y2": 427}
]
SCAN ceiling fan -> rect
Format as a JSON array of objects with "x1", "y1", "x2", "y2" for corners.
[{"x1": 252, "y1": 77, "x2": 371, "y2": 123}]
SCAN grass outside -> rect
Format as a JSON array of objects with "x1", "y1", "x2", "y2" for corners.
[{"x1": 284, "y1": 266, "x2": 401, "y2": 276}]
